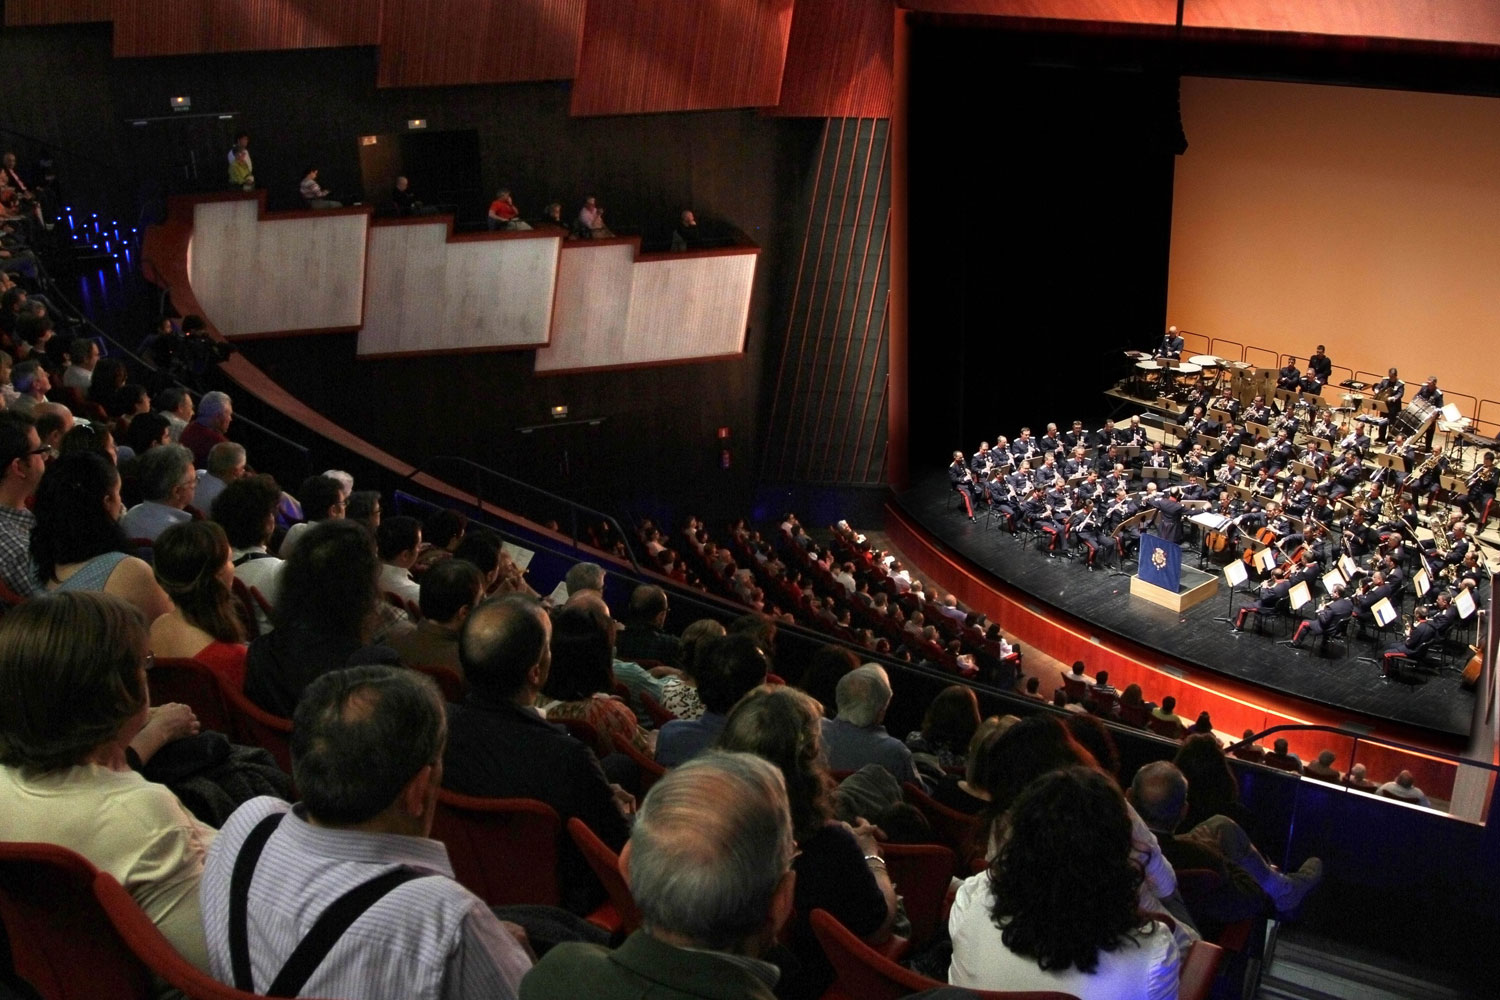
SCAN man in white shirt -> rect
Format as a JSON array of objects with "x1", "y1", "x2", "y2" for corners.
[
  {"x1": 377, "y1": 515, "x2": 424, "y2": 606},
  {"x1": 211, "y1": 473, "x2": 284, "y2": 634}
]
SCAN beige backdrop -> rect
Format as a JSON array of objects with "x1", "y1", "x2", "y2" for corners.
[{"x1": 1166, "y1": 76, "x2": 1500, "y2": 427}]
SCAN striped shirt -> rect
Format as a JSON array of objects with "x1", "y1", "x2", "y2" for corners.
[{"x1": 202, "y1": 797, "x2": 530, "y2": 1000}]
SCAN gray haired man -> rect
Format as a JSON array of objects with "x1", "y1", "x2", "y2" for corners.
[{"x1": 521, "y1": 752, "x2": 795, "y2": 1000}]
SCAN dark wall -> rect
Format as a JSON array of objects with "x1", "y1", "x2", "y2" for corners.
[
  {"x1": 0, "y1": 25, "x2": 827, "y2": 524},
  {"x1": 905, "y1": 26, "x2": 1180, "y2": 479}
]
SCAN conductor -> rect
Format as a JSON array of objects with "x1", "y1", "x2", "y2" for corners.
[{"x1": 1148, "y1": 486, "x2": 1186, "y2": 544}]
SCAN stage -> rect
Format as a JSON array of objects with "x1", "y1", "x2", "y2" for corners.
[{"x1": 896, "y1": 473, "x2": 1475, "y2": 739}]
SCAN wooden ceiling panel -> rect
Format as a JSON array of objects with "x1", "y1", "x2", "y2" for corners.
[
  {"x1": 375, "y1": 0, "x2": 586, "y2": 88},
  {"x1": 110, "y1": 0, "x2": 381, "y2": 58},
  {"x1": 772, "y1": 0, "x2": 893, "y2": 118}
]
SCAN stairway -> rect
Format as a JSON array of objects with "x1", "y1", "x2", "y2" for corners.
[{"x1": 1257, "y1": 933, "x2": 1474, "y2": 1000}]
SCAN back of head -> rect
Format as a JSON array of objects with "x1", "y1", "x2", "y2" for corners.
[
  {"x1": 626, "y1": 583, "x2": 668, "y2": 624},
  {"x1": 376, "y1": 514, "x2": 421, "y2": 560},
  {"x1": 424, "y1": 509, "x2": 467, "y2": 549},
  {"x1": 544, "y1": 601, "x2": 615, "y2": 702},
  {"x1": 971, "y1": 714, "x2": 1094, "y2": 816},
  {"x1": 296, "y1": 474, "x2": 345, "y2": 522},
  {"x1": 1316, "y1": 750, "x2": 1336, "y2": 767},
  {"x1": 628, "y1": 751, "x2": 794, "y2": 951},
  {"x1": 198, "y1": 391, "x2": 231, "y2": 425},
  {"x1": 1397, "y1": 770, "x2": 1414, "y2": 788},
  {"x1": 153, "y1": 521, "x2": 244, "y2": 644},
  {"x1": 211, "y1": 472, "x2": 281, "y2": 549},
  {"x1": 834, "y1": 664, "x2": 892, "y2": 727},
  {"x1": 676, "y1": 618, "x2": 727, "y2": 676},
  {"x1": 565, "y1": 561, "x2": 605, "y2": 595},
  {"x1": 694, "y1": 634, "x2": 770, "y2": 715},
  {"x1": 420, "y1": 558, "x2": 483, "y2": 625},
  {"x1": 274, "y1": 519, "x2": 379, "y2": 637},
  {"x1": 922, "y1": 685, "x2": 980, "y2": 752},
  {"x1": 292, "y1": 665, "x2": 445, "y2": 825},
  {"x1": 135, "y1": 443, "x2": 193, "y2": 503},
  {"x1": 206, "y1": 441, "x2": 246, "y2": 480},
  {"x1": 31, "y1": 450, "x2": 124, "y2": 580},
  {"x1": 989, "y1": 766, "x2": 1143, "y2": 975},
  {"x1": 1161, "y1": 695, "x2": 1177, "y2": 713},
  {"x1": 461, "y1": 594, "x2": 551, "y2": 702},
  {"x1": 1129, "y1": 760, "x2": 1188, "y2": 830},
  {"x1": 1273, "y1": 737, "x2": 1288, "y2": 755},
  {"x1": 153, "y1": 386, "x2": 189, "y2": 415},
  {"x1": 122, "y1": 411, "x2": 172, "y2": 456},
  {"x1": 0, "y1": 592, "x2": 147, "y2": 772},
  {"x1": 717, "y1": 685, "x2": 829, "y2": 842},
  {"x1": 797, "y1": 644, "x2": 858, "y2": 716}
]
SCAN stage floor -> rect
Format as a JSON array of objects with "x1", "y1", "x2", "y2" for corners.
[{"x1": 897, "y1": 474, "x2": 1474, "y2": 739}]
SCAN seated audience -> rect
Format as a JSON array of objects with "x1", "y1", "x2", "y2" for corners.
[
  {"x1": 193, "y1": 441, "x2": 246, "y2": 512},
  {"x1": 414, "y1": 508, "x2": 467, "y2": 575},
  {"x1": 1264, "y1": 737, "x2": 1303, "y2": 772},
  {"x1": 61, "y1": 335, "x2": 100, "y2": 390},
  {"x1": 1303, "y1": 749, "x2": 1342, "y2": 782},
  {"x1": 615, "y1": 583, "x2": 682, "y2": 664},
  {"x1": 669, "y1": 209, "x2": 703, "y2": 252},
  {"x1": 521, "y1": 752, "x2": 795, "y2": 1000},
  {"x1": 822, "y1": 664, "x2": 920, "y2": 787},
  {"x1": 575, "y1": 195, "x2": 613, "y2": 238},
  {"x1": 655, "y1": 618, "x2": 726, "y2": 720},
  {"x1": 444, "y1": 594, "x2": 632, "y2": 915},
  {"x1": 120, "y1": 409, "x2": 171, "y2": 459},
  {"x1": 119, "y1": 443, "x2": 197, "y2": 541},
  {"x1": 31, "y1": 401, "x2": 73, "y2": 455},
  {"x1": 948, "y1": 767, "x2": 1181, "y2": 998},
  {"x1": 716, "y1": 685, "x2": 896, "y2": 1000},
  {"x1": 0, "y1": 411, "x2": 43, "y2": 597},
  {"x1": 376, "y1": 514, "x2": 423, "y2": 604},
  {"x1": 201, "y1": 666, "x2": 531, "y2": 997},
  {"x1": 211, "y1": 473, "x2": 284, "y2": 634},
  {"x1": 388, "y1": 557, "x2": 484, "y2": 679},
  {"x1": 487, "y1": 189, "x2": 531, "y2": 231},
  {"x1": 656, "y1": 633, "x2": 769, "y2": 767},
  {"x1": 1345, "y1": 763, "x2": 1379, "y2": 792},
  {"x1": 345, "y1": 489, "x2": 382, "y2": 532},
  {"x1": 0, "y1": 592, "x2": 213, "y2": 971},
  {"x1": 84, "y1": 356, "x2": 127, "y2": 416},
  {"x1": 1377, "y1": 769, "x2": 1432, "y2": 807},
  {"x1": 1173, "y1": 733, "x2": 1255, "y2": 834},
  {"x1": 149, "y1": 521, "x2": 250, "y2": 688},
  {"x1": 276, "y1": 473, "x2": 345, "y2": 558},
  {"x1": 904, "y1": 684, "x2": 981, "y2": 777},
  {"x1": 155, "y1": 386, "x2": 194, "y2": 442},
  {"x1": 537, "y1": 600, "x2": 654, "y2": 757},
  {"x1": 297, "y1": 165, "x2": 342, "y2": 209},
  {"x1": 795, "y1": 644, "x2": 858, "y2": 718},
  {"x1": 1150, "y1": 695, "x2": 1188, "y2": 735},
  {"x1": 58, "y1": 420, "x2": 118, "y2": 462},
  {"x1": 31, "y1": 451, "x2": 171, "y2": 620},
  {"x1": 8, "y1": 358, "x2": 48, "y2": 415},
  {"x1": 244, "y1": 520, "x2": 399, "y2": 716},
  {"x1": 180, "y1": 390, "x2": 233, "y2": 467}
]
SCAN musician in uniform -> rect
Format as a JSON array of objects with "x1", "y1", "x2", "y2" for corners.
[
  {"x1": 1142, "y1": 441, "x2": 1170, "y2": 472},
  {"x1": 1147, "y1": 486, "x2": 1187, "y2": 544},
  {"x1": 1176, "y1": 406, "x2": 1210, "y2": 457},
  {"x1": 1277, "y1": 360, "x2": 1303, "y2": 392},
  {"x1": 1289, "y1": 583, "x2": 1352, "y2": 649},
  {"x1": 1303, "y1": 439, "x2": 1330, "y2": 477},
  {"x1": 1460, "y1": 451, "x2": 1496, "y2": 522},
  {"x1": 1337, "y1": 423, "x2": 1371, "y2": 458},
  {"x1": 1404, "y1": 450, "x2": 1448, "y2": 508},
  {"x1": 1019, "y1": 487, "x2": 1064, "y2": 554},
  {"x1": 1251, "y1": 467, "x2": 1279, "y2": 499},
  {"x1": 1329, "y1": 451, "x2": 1365, "y2": 500},
  {"x1": 1243, "y1": 395, "x2": 1275, "y2": 428},
  {"x1": 1368, "y1": 433, "x2": 1415, "y2": 487},
  {"x1": 1153, "y1": 325, "x2": 1185, "y2": 360},
  {"x1": 1415, "y1": 376, "x2": 1444, "y2": 451},
  {"x1": 1071, "y1": 499, "x2": 1105, "y2": 570},
  {"x1": 1033, "y1": 454, "x2": 1061, "y2": 490},
  {"x1": 1340, "y1": 508, "x2": 1379, "y2": 560},
  {"x1": 1306, "y1": 345, "x2": 1333, "y2": 386},
  {"x1": 1211, "y1": 387, "x2": 1242, "y2": 423},
  {"x1": 1038, "y1": 423, "x2": 1065, "y2": 460},
  {"x1": 969, "y1": 442, "x2": 994, "y2": 477},
  {"x1": 1383, "y1": 607, "x2": 1438, "y2": 676},
  {"x1": 1234, "y1": 575, "x2": 1294, "y2": 631},
  {"x1": 1372, "y1": 367, "x2": 1405, "y2": 441},
  {"x1": 949, "y1": 450, "x2": 977, "y2": 520},
  {"x1": 1180, "y1": 443, "x2": 1209, "y2": 480},
  {"x1": 988, "y1": 470, "x2": 1019, "y2": 532},
  {"x1": 1350, "y1": 571, "x2": 1393, "y2": 631},
  {"x1": 1095, "y1": 445, "x2": 1123, "y2": 476},
  {"x1": 1122, "y1": 415, "x2": 1149, "y2": 449},
  {"x1": 1062, "y1": 420, "x2": 1090, "y2": 452},
  {"x1": 1011, "y1": 428, "x2": 1037, "y2": 462},
  {"x1": 1094, "y1": 419, "x2": 1118, "y2": 448},
  {"x1": 1429, "y1": 591, "x2": 1461, "y2": 637}
]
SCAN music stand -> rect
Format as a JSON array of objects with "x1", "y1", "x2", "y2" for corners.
[
  {"x1": 1414, "y1": 567, "x2": 1432, "y2": 599},
  {"x1": 1107, "y1": 508, "x2": 1155, "y2": 578},
  {"x1": 1246, "y1": 421, "x2": 1271, "y2": 439},
  {"x1": 1371, "y1": 597, "x2": 1398, "y2": 628},
  {"x1": 1252, "y1": 546, "x2": 1277, "y2": 574},
  {"x1": 1197, "y1": 433, "x2": 1222, "y2": 450},
  {"x1": 1140, "y1": 467, "x2": 1171, "y2": 482},
  {"x1": 1339, "y1": 554, "x2": 1359, "y2": 579},
  {"x1": 1218, "y1": 559, "x2": 1250, "y2": 623},
  {"x1": 1208, "y1": 408, "x2": 1232, "y2": 425},
  {"x1": 1374, "y1": 453, "x2": 1409, "y2": 475},
  {"x1": 1321, "y1": 568, "x2": 1346, "y2": 595},
  {"x1": 1289, "y1": 580, "x2": 1313, "y2": 611},
  {"x1": 1456, "y1": 588, "x2": 1477, "y2": 620}
]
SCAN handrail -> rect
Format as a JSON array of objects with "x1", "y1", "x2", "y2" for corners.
[
  {"x1": 1229, "y1": 723, "x2": 1498, "y2": 775},
  {"x1": 404, "y1": 455, "x2": 641, "y2": 573}
]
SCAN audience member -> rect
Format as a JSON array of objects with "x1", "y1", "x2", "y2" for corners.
[
  {"x1": 388, "y1": 557, "x2": 484, "y2": 679},
  {"x1": 656, "y1": 633, "x2": 769, "y2": 767},
  {"x1": 1065, "y1": 713, "x2": 1121, "y2": 779},
  {"x1": 1303, "y1": 749, "x2": 1342, "y2": 782},
  {"x1": 298, "y1": 166, "x2": 342, "y2": 209},
  {"x1": 345, "y1": 489, "x2": 382, "y2": 532},
  {"x1": 716, "y1": 685, "x2": 896, "y2": 999},
  {"x1": 795, "y1": 644, "x2": 858, "y2": 717},
  {"x1": 615, "y1": 584, "x2": 681, "y2": 663},
  {"x1": 31, "y1": 451, "x2": 170, "y2": 620},
  {"x1": 0, "y1": 592, "x2": 212, "y2": 971},
  {"x1": 576, "y1": 196, "x2": 613, "y2": 238},
  {"x1": 244, "y1": 520, "x2": 399, "y2": 716},
  {"x1": 119, "y1": 443, "x2": 197, "y2": 541},
  {"x1": 180, "y1": 390, "x2": 233, "y2": 467},
  {"x1": 376, "y1": 514, "x2": 423, "y2": 605},
  {"x1": 1377, "y1": 770, "x2": 1431, "y2": 807},
  {"x1": 153, "y1": 386, "x2": 195, "y2": 442},
  {"x1": 668, "y1": 209, "x2": 703, "y2": 252},
  {"x1": 414, "y1": 508, "x2": 467, "y2": 575},
  {"x1": 211, "y1": 473, "x2": 284, "y2": 634},
  {"x1": 537, "y1": 600, "x2": 653, "y2": 757},
  {"x1": 1173, "y1": 733, "x2": 1255, "y2": 834},
  {"x1": 120, "y1": 409, "x2": 171, "y2": 460},
  {"x1": 8, "y1": 359, "x2": 48, "y2": 416},
  {"x1": 1264, "y1": 738, "x2": 1303, "y2": 772},
  {"x1": 0, "y1": 411, "x2": 43, "y2": 597},
  {"x1": 31, "y1": 401, "x2": 73, "y2": 455},
  {"x1": 521, "y1": 752, "x2": 794, "y2": 1000},
  {"x1": 904, "y1": 684, "x2": 980, "y2": 776},
  {"x1": 487, "y1": 189, "x2": 531, "y2": 231},
  {"x1": 822, "y1": 664, "x2": 920, "y2": 787},
  {"x1": 277, "y1": 473, "x2": 345, "y2": 558},
  {"x1": 949, "y1": 767, "x2": 1181, "y2": 998},
  {"x1": 149, "y1": 521, "x2": 250, "y2": 688},
  {"x1": 193, "y1": 441, "x2": 247, "y2": 512},
  {"x1": 58, "y1": 421, "x2": 117, "y2": 463},
  {"x1": 655, "y1": 618, "x2": 724, "y2": 720},
  {"x1": 1150, "y1": 695, "x2": 1187, "y2": 735},
  {"x1": 202, "y1": 665, "x2": 531, "y2": 997},
  {"x1": 61, "y1": 335, "x2": 100, "y2": 390},
  {"x1": 443, "y1": 594, "x2": 633, "y2": 913},
  {"x1": 1345, "y1": 763, "x2": 1379, "y2": 792}
]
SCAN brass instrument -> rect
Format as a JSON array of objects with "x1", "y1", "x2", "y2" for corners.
[{"x1": 1467, "y1": 465, "x2": 1496, "y2": 490}]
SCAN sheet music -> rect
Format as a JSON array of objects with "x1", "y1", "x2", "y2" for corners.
[
  {"x1": 1456, "y1": 588, "x2": 1477, "y2": 619},
  {"x1": 1372, "y1": 597, "x2": 1397, "y2": 627},
  {"x1": 1289, "y1": 580, "x2": 1312, "y2": 610},
  {"x1": 1321, "y1": 569, "x2": 1345, "y2": 595},
  {"x1": 1253, "y1": 547, "x2": 1277, "y2": 573},
  {"x1": 1338, "y1": 555, "x2": 1358, "y2": 580},
  {"x1": 1224, "y1": 560, "x2": 1249, "y2": 588},
  {"x1": 1414, "y1": 568, "x2": 1431, "y2": 597}
]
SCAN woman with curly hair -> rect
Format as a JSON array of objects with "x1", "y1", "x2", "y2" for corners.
[
  {"x1": 148, "y1": 521, "x2": 249, "y2": 689},
  {"x1": 949, "y1": 766, "x2": 1180, "y2": 997},
  {"x1": 716, "y1": 684, "x2": 896, "y2": 1000}
]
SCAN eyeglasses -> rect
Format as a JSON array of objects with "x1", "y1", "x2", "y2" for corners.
[
  {"x1": 26, "y1": 445, "x2": 53, "y2": 458},
  {"x1": 142, "y1": 651, "x2": 155, "y2": 671}
]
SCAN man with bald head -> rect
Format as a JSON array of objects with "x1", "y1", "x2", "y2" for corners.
[
  {"x1": 31, "y1": 401, "x2": 72, "y2": 455},
  {"x1": 521, "y1": 752, "x2": 794, "y2": 1000},
  {"x1": 822, "y1": 664, "x2": 920, "y2": 787},
  {"x1": 443, "y1": 594, "x2": 632, "y2": 914}
]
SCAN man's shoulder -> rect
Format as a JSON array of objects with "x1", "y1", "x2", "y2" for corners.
[{"x1": 522, "y1": 941, "x2": 617, "y2": 997}]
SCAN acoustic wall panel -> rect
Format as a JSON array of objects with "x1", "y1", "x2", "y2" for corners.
[
  {"x1": 376, "y1": 0, "x2": 586, "y2": 87},
  {"x1": 534, "y1": 242, "x2": 636, "y2": 371},
  {"x1": 569, "y1": 0, "x2": 794, "y2": 115},
  {"x1": 188, "y1": 199, "x2": 368, "y2": 337},
  {"x1": 110, "y1": 0, "x2": 381, "y2": 57},
  {"x1": 4, "y1": 0, "x2": 109, "y2": 25},
  {"x1": 358, "y1": 222, "x2": 561, "y2": 357},
  {"x1": 772, "y1": 0, "x2": 893, "y2": 118}
]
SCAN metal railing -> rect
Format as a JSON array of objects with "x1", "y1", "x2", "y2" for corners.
[{"x1": 404, "y1": 455, "x2": 642, "y2": 574}]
